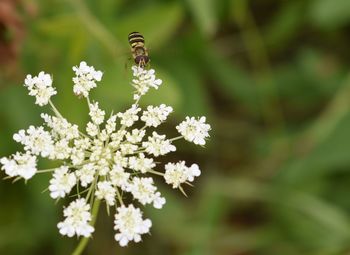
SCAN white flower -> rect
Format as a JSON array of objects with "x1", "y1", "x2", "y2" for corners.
[
  {"x1": 74, "y1": 138, "x2": 91, "y2": 150},
  {"x1": 142, "y1": 132, "x2": 176, "y2": 156},
  {"x1": 152, "y1": 192, "x2": 166, "y2": 209},
  {"x1": 141, "y1": 104, "x2": 173, "y2": 127},
  {"x1": 113, "y1": 151, "x2": 128, "y2": 168},
  {"x1": 105, "y1": 115, "x2": 117, "y2": 134},
  {"x1": 131, "y1": 66, "x2": 162, "y2": 100},
  {"x1": 51, "y1": 139, "x2": 71, "y2": 160},
  {"x1": 76, "y1": 163, "x2": 96, "y2": 187},
  {"x1": 120, "y1": 143, "x2": 138, "y2": 155},
  {"x1": 187, "y1": 163, "x2": 201, "y2": 182},
  {"x1": 90, "y1": 138, "x2": 103, "y2": 155},
  {"x1": 110, "y1": 130, "x2": 127, "y2": 148},
  {"x1": 86, "y1": 122, "x2": 99, "y2": 137},
  {"x1": 98, "y1": 129, "x2": 109, "y2": 141},
  {"x1": 24, "y1": 72, "x2": 56, "y2": 106},
  {"x1": 70, "y1": 148, "x2": 85, "y2": 165},
  {"x1": 114, "y1": 204, "x2": 152, "y2": 246},
  {"x1": 164, "y1": 161, "x2": 201, "y2": 188},
  {"x1": 95, "y1": 181, "x2": 116, "y2": 206},
  {"x1": 57, "y1": 198, "x2": 94, "y2": 237},
  {"x1": 128, "y1": 153, "x2": 155, "y2": 173},
  {"x1": 128, "y1": 177, "x2": 158, "y2": 206},
  {"x1": 49, "y1": 166, "x2": 76, "y2": 199},
  {"x1": 96, "y1": 160, "x2": 110, "y2": 176},
  {"x1": 72, "y1": 61, "x2": 103, "y2": 97},
  {"x1": 126, "y1": 129, "x2": 145, "y2": 144},
  {"x1": 13, "y1": 126, "x2": 54, "y2": 157},
  {"x1": 89, "y1": 102, "x2": 105, "y2": 125},
  {"x1": 117, "y1": 104, "x2": 141, "y2": 127},
  {"x1": 0, "y1": 151, "x2": 37, "y2": 180},
  {"x1": 176, "y1": 116, "x2": 211, "y2": 145},
  {"x1": 87, "y1": 139, "x2": 112, "y2": 176},
  {"x1": 110, "y1": 164, "x2": 130, "y2": 190},
  {"x1": 41, "y1": 114, "x2": 80, "y2": 140}
]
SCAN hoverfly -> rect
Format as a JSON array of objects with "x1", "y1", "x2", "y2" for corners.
[{"x1": 128, "y1": 32, "x2": 150, "y2": 68}]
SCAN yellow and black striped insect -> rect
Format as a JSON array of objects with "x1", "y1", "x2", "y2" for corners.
[{"x1": 128, "y1": 32, "x2": 150, "y2": 68}]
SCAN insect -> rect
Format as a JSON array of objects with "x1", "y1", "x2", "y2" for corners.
[{"x1": 128, "y1": 32, "x2": 150, "y2": 68}]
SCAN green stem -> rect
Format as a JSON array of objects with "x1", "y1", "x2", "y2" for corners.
[
  {"x1": 71, "y1": 199, "x2": 101, "y2": 255},
  {"x1": 148, "y1": 169, "x2": 164, "y2": 176},
  {"x1": 36, "y1": 168, "x2": 58, "y2": 173},
  {"x1": 49, "y1": 100, "x2": 64, "y2": 119},
  {"x1": 116, "y1": 187, "x2": 124, "y2": 206},
  {"x1": 169, "y1": 135, "x2": 183, "y2": 142},
  {"x1": 86, "y1": 96, "x2": 91, "y2": 109}
]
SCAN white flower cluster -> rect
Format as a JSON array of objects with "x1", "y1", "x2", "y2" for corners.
[
  {"x1": 73, "y1": 61, "x2": 103, "y2": 97},
  {"x1": 0, "y1": 151, "x2": 37, "y2": 180},
  {"x1": 24, "y1": 71, "x2": 56, "y2": 106},
  {"x1": 164, "y1": 162, "x2": 201, "y2": 188},
  {"x1": 131, "y1": 66, "x2": 162, "y2": 100},
  {"x1": 141, "y1": 104, "x2": 173, "y2": 127},
  {"x1": 57, "y1": 198, "x2": 94, "y2": 237},
  {"x1": 176, "y1": 116, "x2": 211, "y2": 146},
  {"x1": 1, "y1": 61, "x2": 211, "y2": 248},
  {"x1": 114, "y1": 205, "x2": 152, "y2": 246}
]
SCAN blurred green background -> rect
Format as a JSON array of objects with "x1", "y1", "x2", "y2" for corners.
[{"x1": 2, "y1": 0, "x2": 350, "y2": 254}]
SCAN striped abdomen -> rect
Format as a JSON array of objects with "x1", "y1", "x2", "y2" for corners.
[{"x1": 128, "y1": 32, "x2": 145, "y2": 48}]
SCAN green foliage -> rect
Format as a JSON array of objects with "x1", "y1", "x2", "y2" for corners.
[
  {"x1": 1, "y1": 0, "x2": 350, "y2": 254},
  {"x1": 310, "y1": 0, "x2": 350, "y2": 28}
]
